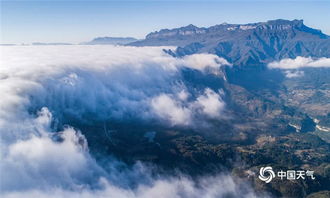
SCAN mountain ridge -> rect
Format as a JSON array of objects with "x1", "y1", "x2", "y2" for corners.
[
  {"x1": 145, "y1": 19, "x2": 328, "y2": 40},
  {"x1": 130, "y1": 19, "x2": 330, "y2": 65}
]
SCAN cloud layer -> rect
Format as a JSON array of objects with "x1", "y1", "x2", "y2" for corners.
[
  {"x1": 0, "y1": 45, "x2": 265, "y2": 198},
  {"x1": 0, "y1": 45, "x2": 227, "y2": 128},
  {"x1": 268, "y1": 56, "x2": 330, "y2": 69}
]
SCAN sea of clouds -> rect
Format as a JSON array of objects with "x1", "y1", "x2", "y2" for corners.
[{"x1": 0, "y1": 45, "x2": 264, "y2": 198}]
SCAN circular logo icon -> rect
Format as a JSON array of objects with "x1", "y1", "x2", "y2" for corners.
[{"x1": 258, "y1": 166, "x2": 275, "y2": 183}]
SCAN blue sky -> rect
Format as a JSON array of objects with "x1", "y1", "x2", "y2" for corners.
[{"x1": 1, "y1": 0, "x2": 330, "y2": 44}]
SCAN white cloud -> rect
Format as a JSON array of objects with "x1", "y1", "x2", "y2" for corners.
[
  {"x1": 177, "y1": 90, "x2": 189, "y2": 101},
  {"x1": 268, "y1": 56, "x2": 330, "y2": 69},
  {"x1": 196, "y1": 88, "x2": 225, "y2": 118},
  {"x1": 284, "y1": 70, "x2": 304, "y2": 78},
  {"x1": 0, "y1": 45, "x2": 259, "y2": 198},
  {"x1": 180, "y1": 53, "x2": 231, "y2": 71},
  {"x1": 151, "y1": 88, "x2": 225, "y2": 125},
  {"x1": 151, "y1": 94, "x2": 192, "y2": 126}
]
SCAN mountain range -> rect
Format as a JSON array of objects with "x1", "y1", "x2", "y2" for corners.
[
  {"x1": 130, "y1": 19, "x2": 330, "y2": 65},
  {"x1": 83, "y1": 36, "x2": 138, "y2": 45}
]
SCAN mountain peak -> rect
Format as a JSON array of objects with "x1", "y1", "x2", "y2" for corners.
[
  {"x1": 184, "y1": 24, "x2": 198, "y2": 29},
  {"x1": 146, "y1": 24, "x2": 205, "y2": 39},
  {"x1": 256, "y1": 19, "x2": 327, "y2": 38},
  {"x1": 265, "y1": 19, "x2": 304, "y2": 25},
  {"x1": 255, "y1": 19, "x2": 305, "y2": 30}
]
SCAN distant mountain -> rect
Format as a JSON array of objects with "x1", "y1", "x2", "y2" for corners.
[
  {"x1": 83, "y1": 37, "x2": 138, "y2": 45},
  {"x1": 130, "y1": 19, "x2": 330, "y2": 65},
  {"x1": 0, "y1": 44, "x2": 17, "y2": 46}
]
